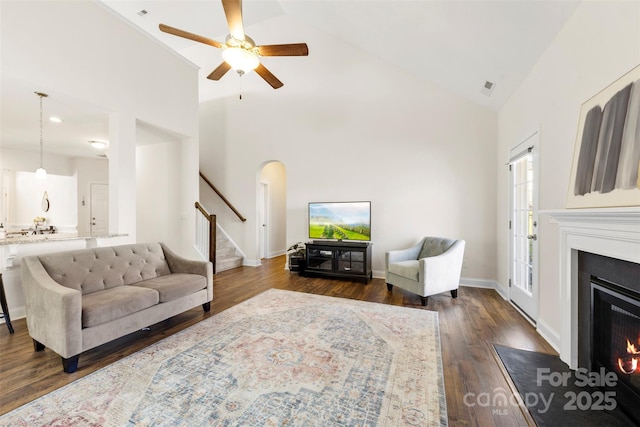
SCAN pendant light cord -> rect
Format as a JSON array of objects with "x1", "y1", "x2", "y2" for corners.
[
  {"x1": 34, "y1": 92, "x2": 48, "y2": 179},
  {"x1": 39, "y1": 94, "x2": 44, "y2": 169}
]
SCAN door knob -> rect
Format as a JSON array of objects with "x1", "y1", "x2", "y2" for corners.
[{"x1": 527, "y1": 234, "x2": 537, "y2": 241}]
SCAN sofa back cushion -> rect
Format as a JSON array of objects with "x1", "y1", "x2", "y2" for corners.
[
  {"x1": 418, "y1": 237, "x2": 456, "y2": 259},
  {"x1": 38, "y1": 243, "x2": 171, "y2": 294}
]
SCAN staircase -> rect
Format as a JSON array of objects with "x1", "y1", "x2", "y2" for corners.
[
  {"x1": 216, "y1": 232, "x2": 243, "y2": 272},
  {"x1": 198, "y1": 171, "x2": 247, "y2": 273}
]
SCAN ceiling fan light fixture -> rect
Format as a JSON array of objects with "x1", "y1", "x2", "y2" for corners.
[
  {"x1": 88, "y1": 140, "x2": 108, "y2": 150},
  {"x1": 222, "y1": 47, "x2": 259, "y2": 75}
]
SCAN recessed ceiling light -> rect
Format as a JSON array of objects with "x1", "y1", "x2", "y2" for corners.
[
  {"x1": 88, "y1": 140, "x2": 108, "y2": 150},
  {"x1": 49, "y1": 116, "x2": 62, "y2": 123}
]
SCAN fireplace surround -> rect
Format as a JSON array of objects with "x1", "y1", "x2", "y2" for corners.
[
  {"x1": 545, "y1": 207, "x2": 640, "y2": 368},
  {"x1": 546, "y1": 207, "x2": 640, "y2": 420}
]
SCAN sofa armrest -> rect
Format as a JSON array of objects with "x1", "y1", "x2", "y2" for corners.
[
  {"x1": 21, "y1": 256, "x2": 82, "y2": 359},
  {"x1": 418, "y1": 240, "x2": 466, "y2": 294},
  {"x1": 161, "y1": 243, "x2": 213, "y2": 301}
]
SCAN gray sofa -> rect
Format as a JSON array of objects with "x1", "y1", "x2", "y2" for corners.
[{"x1": 21, "y1": 242, "x2": 213, "y2": 373}]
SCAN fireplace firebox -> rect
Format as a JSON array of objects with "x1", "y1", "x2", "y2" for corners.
[
  {"x1": 591, "y1": 279, "x2": 640, "y2": 424},
  {"x1": 577, "y1": 251, "x2": 640, "y2": 424}
]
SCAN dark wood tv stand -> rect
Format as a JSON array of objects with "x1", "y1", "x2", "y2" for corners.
[{"x1": 303, "y1": 241, "x2": 372, "y2": 283}]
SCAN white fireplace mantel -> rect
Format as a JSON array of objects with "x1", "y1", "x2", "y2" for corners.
[{"x1": 542, "y1": 207, "x2": 640, "y2": 369}]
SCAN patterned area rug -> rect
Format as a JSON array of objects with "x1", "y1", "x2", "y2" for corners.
[{"x1": 1, "y1": 289, "x2": 447, "y2": 426}]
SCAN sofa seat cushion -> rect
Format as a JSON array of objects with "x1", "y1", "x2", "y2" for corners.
[
  {"x1": 82, "y1": 286, "x2": 159, "y2": 328},
  {"x1": 133, "y1": 273, "x2": 207, "y2": 303},
  {"x1": 388, "y1": 260, "x2": 419, "y2": 281}
]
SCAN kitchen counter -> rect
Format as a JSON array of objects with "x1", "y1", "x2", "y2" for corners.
[{"x1": 0, "y1": 233, "x2": 127, "y2": 246}]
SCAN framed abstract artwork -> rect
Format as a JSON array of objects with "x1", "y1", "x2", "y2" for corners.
[{"x1": 566, "y1": 64, "x2": 640, "y2": 208}]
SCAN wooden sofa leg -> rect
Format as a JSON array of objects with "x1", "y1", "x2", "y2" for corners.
[
  {"x1": 62, "y1": 355, "x2": 80, "y2": 373},
  {"x1": 33, "y1": 339, "x2": 45, "y2": 352},
  {"x1": 451, "y1": 289, "x2": 458, "y2": 299},
  {"x1": 420, "y1": 296, "x2": 428, "y2": 306},
  {"x1": 386, "y1": 283, "x2": 393, "y2": 291},
  {"x1": 202, "y1": 302, "x2": 211, "y2": 312}
]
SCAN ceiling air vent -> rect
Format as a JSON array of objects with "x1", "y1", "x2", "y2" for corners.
[
  {"x1": 137, "y1": 10, "x2": 148, "y2": 17},
  {"x1": 481, "y1": 80, "x2": 495, "y2": 96}
]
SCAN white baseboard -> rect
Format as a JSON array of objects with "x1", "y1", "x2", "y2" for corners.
[
  {"x1": 536, "y1": 318, "x2": 561, "y2": 353},
  {"x1": 372, "y1": 270, "x2": 385, "y2": 279},
  {"x1": 242, "y1": 259, "x2": 262, "y2": 267},
  {"x1": 0, "y1": 305, "x2": 25, "y2": 322},
  {"x1": 373, "y1": 274, "x2": 503, "y2": 289},
  {"x1": 494, "y1": 282, "x2": 509, "y2": 300},
  {"x1": 268, "y1": 249, "x2": 286, "y2": 259},
  {"x1": 373, "y1": 274, "x2": 505, "y2": 294},
  {"x1": 460, "y1": 277, "x2": 499, "y2": 289}
]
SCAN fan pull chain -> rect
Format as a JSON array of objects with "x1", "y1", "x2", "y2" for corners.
[{"x1": 239, "y1": 76, "x2": 243, "y2": 100}]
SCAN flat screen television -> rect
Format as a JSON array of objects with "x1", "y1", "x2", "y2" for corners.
[{"x1": 308, "y1": 201, "x2": 371, "y2": 242}]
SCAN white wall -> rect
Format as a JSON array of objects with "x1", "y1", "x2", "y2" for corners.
[
  {"x1": 1, "y1": 0, "x2": 199, "y2": 251},
  {"x1": 200, "y1": 18, "x2": 498, "y2": 278},
  {"x1": 136, "y1": 138, "x2": 183, "y2": 252},
  {"x1": 2, "y1": 1, "x2": 199, "y2": 137},
  {"x1": 497, "y1": 1, "x2": 640, "y2": 347}
]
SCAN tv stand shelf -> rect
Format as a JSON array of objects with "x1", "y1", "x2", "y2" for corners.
[{"x1": 303, "y1": 241, "x2": 372, "y2": 283}]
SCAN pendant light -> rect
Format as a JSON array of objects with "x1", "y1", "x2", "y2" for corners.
[{"x1": 35, "y1": 92, "x2": 48, "y2": 180}]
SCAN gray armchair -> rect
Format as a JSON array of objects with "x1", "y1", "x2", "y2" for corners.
[{"x1": 385, "y1": 237, "x2": 465, "y2": 306}]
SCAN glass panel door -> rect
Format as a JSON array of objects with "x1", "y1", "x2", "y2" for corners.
[
  {"x1": 509, "y1": 132, "x2": 538, "y2": 322},
  {"x1": 513, "y1": 154, "x2": 533, "y2": 294}
]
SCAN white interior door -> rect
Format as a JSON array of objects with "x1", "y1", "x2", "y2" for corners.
[
  {"x1": 259, "y1": 182, "x2": 269, "y2": 259},
  {"x1": 90, "y1": 183, "x2": 108, "y2": 236},
  {"x1": 509, "y1": 132, "x2": 539, "y2": 321}
]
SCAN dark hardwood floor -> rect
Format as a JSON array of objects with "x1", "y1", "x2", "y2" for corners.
[{"x1": 0, "y1": 255, "x2": 555, "y2": 425}]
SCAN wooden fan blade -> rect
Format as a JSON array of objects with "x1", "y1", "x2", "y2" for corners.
[
  {"x1": 255, "y1": 63, "x2": 283, "y2": 89},
  {"x1": 207, "y1": 62, "x2": 232, "y2": 80},
  {"x1": 159, "y1": 23, "x2": 223, "y2": 48},
  {"x1": 221, "y1": 0, "x2": 245, "y2": 41},
  {"x1": 257, "y1": 43, "x2": 309, "y2": 57}
]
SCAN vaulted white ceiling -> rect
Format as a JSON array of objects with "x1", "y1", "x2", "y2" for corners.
[
  {"x1": 103, "y1": 0, "x2": 580, "y2": 110},
  {"x1": 1, "y1": 0, "x2": 580, "y2": 158}
]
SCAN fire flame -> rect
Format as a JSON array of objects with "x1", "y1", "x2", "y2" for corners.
[{"x1": 617, "y1": 339, "x2": 640, "y2": 375}]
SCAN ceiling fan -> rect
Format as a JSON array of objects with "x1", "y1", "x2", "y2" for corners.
[{"x1": 159, "y1": 0, "x2": 309, "y2": 89}]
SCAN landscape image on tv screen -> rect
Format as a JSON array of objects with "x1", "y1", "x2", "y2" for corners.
[{"x1": 308, "y1": 201, "x2": 371, "y2": 241}]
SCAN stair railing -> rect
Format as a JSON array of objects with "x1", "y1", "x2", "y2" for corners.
[
  {"x1": 195, "y1": 201, "x2": 216, "y2": 273},
  {"x1": 199, "y1": 171, "x2": 246, "y2": 222}
]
